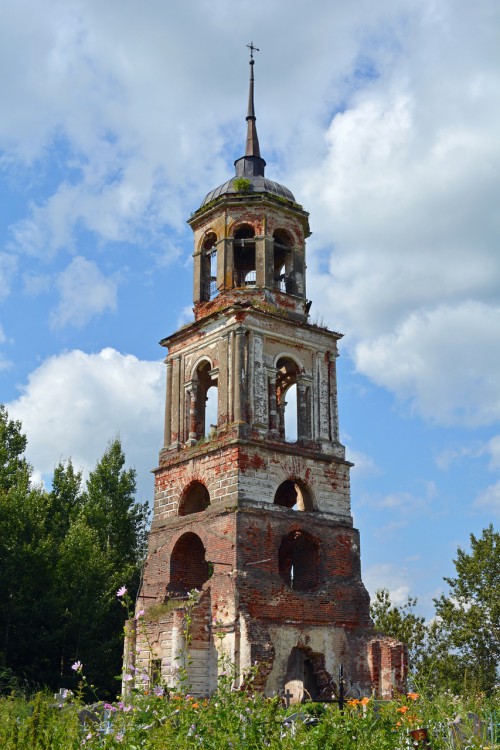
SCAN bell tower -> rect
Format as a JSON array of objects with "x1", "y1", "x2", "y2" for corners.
[{"x1": 125, "y1": 50, "x2": 407, "y2": 701}]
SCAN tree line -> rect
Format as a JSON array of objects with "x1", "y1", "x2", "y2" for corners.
[
  {"x1": 0, "y1": 405, "x2": 149, "y2": 698},
  {"x1": 370, "y1": 523, "x2": 499, "y2": 695}
]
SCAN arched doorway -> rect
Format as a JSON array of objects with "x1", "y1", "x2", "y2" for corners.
[{"x1": 284, "y1": 647, "x2": 321, "y2": 703}]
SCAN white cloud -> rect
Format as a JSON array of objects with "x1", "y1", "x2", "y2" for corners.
[
  {"x1": 486, "y1": 435, "x2": 500, "y2": 470},
  {"x1": 363, "y1": 562, "x2": 411, "y2": 605},
  {"x1": 354, "y1": 303, "x2": 500, "y2": 426},
  {"x1": 347, "y1": 447, "x2": 379, "y2": 477},
  {"x1": 474, "y1": 480, "x2": 500, "y2": 518},
  {"x1": 7, "y1": 348, "x2": 164, "y2": 500},
  {"x1": 51, "y1": 256, "x2": 118, "y2": 328},
  {"x1": 298, "y1": 0, "x2": 500, "y2": 427},
  {"x1": 0, "y1": 252, "x2": 17, "y2": 299}
]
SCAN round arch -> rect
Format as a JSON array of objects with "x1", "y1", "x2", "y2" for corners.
[
  {"x1": 198, "y1": 230, "x2": 218, "y2": 253},
  {"x1": 190, "y1": 356, "x2": 213, "y2": 382},
  {"x1": 274, "y1": 478, "x2": 315, "y2": 511},
  {"x1": 178, "y1": 480, "x2": 210, "y2": 516},
  {"x1": 273, "y1": 352, "x2": 304, "y2": 372},
  {"x1": 231, "y1": 222, "x2": 255, "y2": 239},
  {"x1": 169, "y1": 532, "x2": 210, "y2": 595}
]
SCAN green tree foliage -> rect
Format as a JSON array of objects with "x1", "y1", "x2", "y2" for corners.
[
  {"x1": 370, "y1": 589, "x2": 427, "y2": 677},
  {"x1": 430, "y1": 524, "x2": 499, "y2": 694},
  {"x1": 0, "y1": 407, "x2": 149, "y2": 697}
]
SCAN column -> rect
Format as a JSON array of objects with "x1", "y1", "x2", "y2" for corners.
[
  {"x1": 297, "y1": 379, "x2": 310, "y2": 441},
  {"x1": 163, "y1": 358, "x2": 173, "y2": 447},
  {"x1": 268, "y1": 372, "x2": 279, "y2": 436},
  {"x1": 329, "y1": 351, "x2": 340, "y2": 443},
  {"x1": 278, "y1": 399, "x2": 287, "y2": 439},
  {"x1": 187, "y1": 382, "x2": 198, "y2": 444},
  {"x1": 233, "y1": 328, "x2": 246, "y2": 423},
  {"x1": 170, "y1": 355, "x2": 181, "y2": 448}
]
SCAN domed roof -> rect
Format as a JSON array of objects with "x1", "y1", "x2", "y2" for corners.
[
  {"x1": 199, "y1": 50, "x2": 295, "y2": 210},
  {"x1": 201, "y1": 175, "x2": 295, "y2": 207}
]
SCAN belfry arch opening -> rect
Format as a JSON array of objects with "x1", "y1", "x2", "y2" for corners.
[
  {"x1": 276, "y1": 357, "x2": 299, "y2": 440},
  {"x1": 278, "y1": 530, "x2": 321, "y2": 591},
  {"x1": 169, "y1": 532, "x2": 209, "y2": 596},
  {"x1": 190, "y1": 360, "x2": 218, "y2": 441},
  {"x1": 274, "y1": 479, "x2": 314, "y2": 511},
  {"x1": 233, "y1": 224, "x2": 256, "y2": 287},
  {"x1": 273, "y1": 229, "x2": 293, "y2": 293},
  {"x1": 201, "y1": 232, "x2": 218, "y2": 301},
  {"x1": 179, "y1": 480, "x2": 210, "y2": 516}
]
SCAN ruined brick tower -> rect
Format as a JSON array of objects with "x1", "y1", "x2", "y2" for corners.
[{"x1": 125, "y1": 51, "x2": 406, "y2": 701}]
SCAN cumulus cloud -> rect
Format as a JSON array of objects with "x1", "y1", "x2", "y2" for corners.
[
  {"x1": 51, "y1": 256, "x2": 118, "y2": 328},
  {"x1": 0, "y1": 252, "x2": 17, "y2": 300},
  {"x1": 299, "y1": 0, "x2": 500, "y2": 427},
  {"x1": 474, "y1": 481, "x2": 500, "y2": 518},
  {"x1": 354, "y1": 303, "x2": 500, "y2": 426},
  {"x1": 363, "y1": 562, "x2": 411, "y2": 605},
  {"x1": 7, "y1": 348, "x2": 164, "y2": 500},
  {"x1": 486, "y1": 435, "x2": 500, "y2": 470}
]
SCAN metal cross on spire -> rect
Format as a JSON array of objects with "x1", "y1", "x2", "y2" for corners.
[{"x1": 246, "y1": 41, "x2": 260, "y2": 62}]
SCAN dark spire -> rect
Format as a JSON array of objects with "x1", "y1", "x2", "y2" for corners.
[
  {"x1": 234, "y1": 43, "x2": 266, "y2": 179},
  {"x1": 245, "y1": 43, "x2": 261, "y2": 158}
]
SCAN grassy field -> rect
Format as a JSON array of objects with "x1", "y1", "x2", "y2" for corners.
[{"x1": 1, "y1": 679, "x2": 498, "y2": 749}]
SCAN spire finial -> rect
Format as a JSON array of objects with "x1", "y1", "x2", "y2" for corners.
[
  {"x1": 245, "y1": 42, "x2": 261, "y2": 158},
  {"x1": 247, "y1": 41, "x2": 259, "y2": 62}
]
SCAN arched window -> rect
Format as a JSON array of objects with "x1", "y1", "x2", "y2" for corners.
[
  {"x1": 276, "y1": 357, "x2": 300, "y2": 440},
  {"x1": 201, "y1": 232, "x2": 217, "y2": 301},
  {"x1": 278, "y1": 530, "x2": 320, "y2": 591},
  {"x1": 273, "y1": 229, "x2": 293, "y2": 293},
  {"x1": 179, "y1": 480, "x2": 210, "y2": 516},
  {"x1": 274, "y1": 479, "x2": 314, "y2": 511},
  {"x1": 233, "y1": 224, "x2": 256, "y2": 288},
  {"x1": 189, "y1": 360, "x2": 218, "y2": 441},
  {"x1": 169, "y1": 533, "x2": 209, "y2": 595},
  {"x1": 283, "y1": 383, "x2": 297, "y2": 440}
]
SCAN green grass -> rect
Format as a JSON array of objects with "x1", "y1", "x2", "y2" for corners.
[{"x1": 1, "y1": 683, "x2": 498, "y2": 749}]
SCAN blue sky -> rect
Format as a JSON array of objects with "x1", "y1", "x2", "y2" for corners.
[{"x1": 1, "y1": 0, "x2": 499, "y2": 618}]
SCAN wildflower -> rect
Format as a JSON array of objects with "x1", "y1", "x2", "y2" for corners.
[
  {"x1": 122, "y1": 673, "x2": 133, "y2": 682},
  {"x1": 135, "y1": 609, "x2": 145, "y2": 620},
  {"x1": 360, "y1": 696, "x2": 370, "y2": 706},
  {"x1": 115, "y1": 733, "x2": 124, "y2": 743},
  {"x1": 192, "y1": 702, "x2": 199, "y2": 709},
  {"x1": 71, "y1": 660, "x2": 83, "y2": 672},
  {"x1": 397, "y1": 705, "x2": 410, "y2": 714},
  {"x1": 154, "y1": 685, "x2": 164, "y2": 697},
  {"x1": 117, "y1": 585, "x2": 127, "y2": 597},
  {"x1": 407, "y1": 692, "x2": 419, "y2": 701}
]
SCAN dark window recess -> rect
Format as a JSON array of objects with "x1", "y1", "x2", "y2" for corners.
[
  {"x1": 169, "y1": 532, "x2": 210, "y2": 595},
  {"x1": 150, "y1": 658, "x2": 162, "y2": 686},
  {"x1": 278, "y1": 530, "x2": 321, "y2": 591},
  {"x1": 179, "y1": 480, "x2": 210, "y2": 516},
  {"x1": 233, "y1": 225, "x2": 256, "y2": 287},
  {"x1": 274, "y1": 479, "x2": 314, "y2": 511}
]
